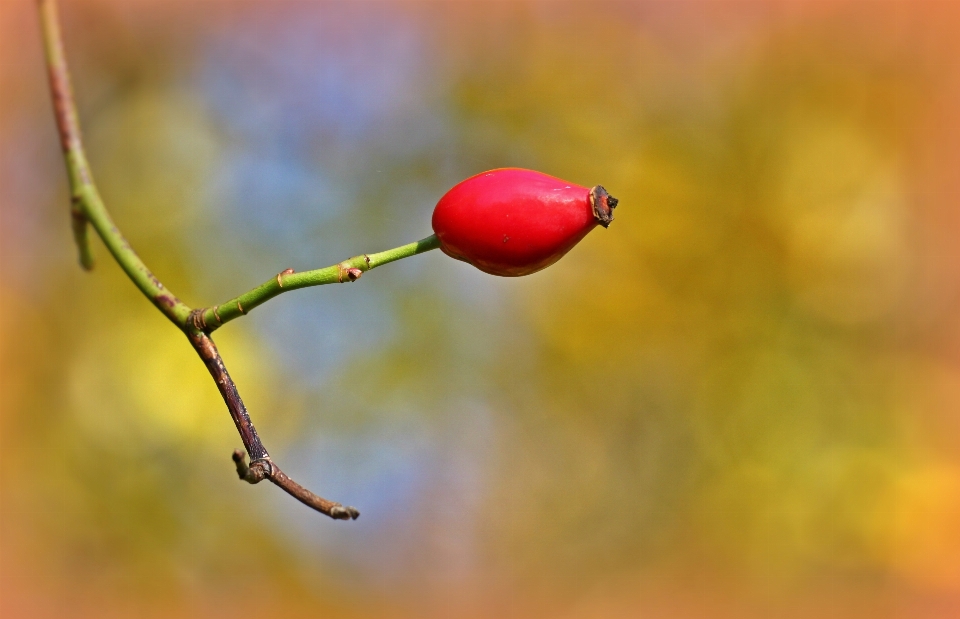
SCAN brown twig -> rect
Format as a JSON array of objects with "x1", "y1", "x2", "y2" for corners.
[
  {"x1": 233, "y1": 451, "x2": 360, "y2": 520},
  {"x1": 186, "y1": 331, "x2": 269, "y2": 460},
  {"x1": 38, "y1": 0, "x2": 358, "y2": 521},
  {"x1": 189, "y1": 331, "x2": 359, "y2": 519}
]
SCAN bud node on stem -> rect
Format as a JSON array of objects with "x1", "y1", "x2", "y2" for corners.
[{"x1": 277, "y1": 268, "x2": 295, "y2": 288}]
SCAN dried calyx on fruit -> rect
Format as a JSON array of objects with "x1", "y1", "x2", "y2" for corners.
[{"x1": 431, "y1": 168, "x2": 618, "y2": 277}]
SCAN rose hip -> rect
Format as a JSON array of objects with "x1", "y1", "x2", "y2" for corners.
[{"x1": 431, "y1": 168, "x2": 617, "y2": 276}]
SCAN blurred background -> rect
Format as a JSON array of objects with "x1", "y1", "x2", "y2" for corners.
[{"x1": 3, "y1": 1, "x2": 960, "y2": 617}]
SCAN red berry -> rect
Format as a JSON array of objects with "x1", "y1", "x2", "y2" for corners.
[{"x1": 431, "y1": 168, "x2": 617, "y2": 277}]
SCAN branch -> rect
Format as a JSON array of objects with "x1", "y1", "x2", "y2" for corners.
[
  {"x1": 191, "y1": 235, "x2": 441, "y2": 333},
  {"x1": 37, "y1": 0, "x2": 428, "y2": 520},
  {"x1": 189, "y1": 331, "x2": 358, "y2": 519},
  {"x1": 233, "y1": 451, "x2": 359, "y2": 520},
  {"x1": 39, "y1": 0, "x2": 190, "y2": 323},
  {"x1": 39, "y1": 0, "x2": 93, "y2": 270}
]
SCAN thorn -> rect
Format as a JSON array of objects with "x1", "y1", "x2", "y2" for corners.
[
  {"x1": 277, "y1": 268, "x2": 294, "y2": 288},
  {"x1": 237, "y1": 300, "x2": 245, "y2": 314},
  {"x1": 337, "y1": 263, "x2": 362, "y2": 283}
]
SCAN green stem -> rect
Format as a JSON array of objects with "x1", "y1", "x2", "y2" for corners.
[
  {"x1": 195, "y1": 235, "x2": 440, "y2": 332},
  {"x1": 39, "y1": 0, "x2": 191, "y2": 327},
  {"x1": 42, "y1": 0, "x2": 438, "y2": 333}
]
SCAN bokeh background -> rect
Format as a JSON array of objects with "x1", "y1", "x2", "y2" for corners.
[{"x1": 4, "y1": 1, "x2": 960, "y2": 617}]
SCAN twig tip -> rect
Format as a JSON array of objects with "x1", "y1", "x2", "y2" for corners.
[{"x1": 330, "y1": 505, "x2": 361, "y2": 520}]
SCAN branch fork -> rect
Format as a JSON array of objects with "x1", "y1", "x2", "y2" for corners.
[{"x1": 38, "y1": 0, "x2": 438, "y2": 520}]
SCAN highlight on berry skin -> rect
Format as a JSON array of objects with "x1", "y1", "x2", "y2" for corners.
[{"x1": 431, "y1": 168, "x2": 618, "y2": 277}]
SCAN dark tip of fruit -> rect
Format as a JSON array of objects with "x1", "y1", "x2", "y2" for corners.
[{"x1": 590, "y1": 185, "x2": 617, "y2": 228}]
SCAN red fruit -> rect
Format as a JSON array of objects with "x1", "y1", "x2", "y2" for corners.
[{"x1": 431, "y1": 168, "x2": 617, "y2": 277}]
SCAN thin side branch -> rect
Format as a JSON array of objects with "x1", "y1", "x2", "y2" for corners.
[
  {"x1": 39, "y1": 0, "x2": 94, "y2": 270},
  {"x1": 193, "y1": 235, "x2": 441, "y2": 333}
]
